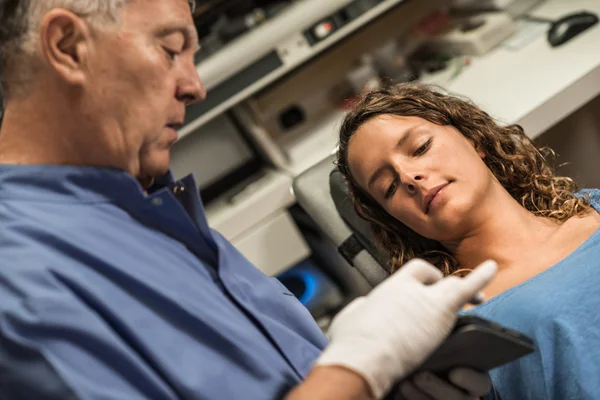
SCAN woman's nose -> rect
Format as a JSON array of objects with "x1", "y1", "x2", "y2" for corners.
[{"x1": 402, "y1": 172, "x2": 424, "y2": 194}]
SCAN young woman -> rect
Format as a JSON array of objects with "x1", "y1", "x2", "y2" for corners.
[{"x1": 337, "y1": 83, "x2": 600, "y2": 399}]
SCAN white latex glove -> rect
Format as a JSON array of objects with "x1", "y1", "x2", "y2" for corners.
[
  {"x1": 398, "y1": 368, "x2": 492, "y2": 399},
  {"x1": 315, "y1": 259, "x2": 497, "y2": 399}
]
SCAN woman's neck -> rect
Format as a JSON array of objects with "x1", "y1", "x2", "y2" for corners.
[{"x1": 441, "y1": 185, "x2": 561, "y2": 272}]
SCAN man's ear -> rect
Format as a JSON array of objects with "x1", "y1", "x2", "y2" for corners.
[{"x1": 39, "y1": 9, "x2": 92, "y2": 86}]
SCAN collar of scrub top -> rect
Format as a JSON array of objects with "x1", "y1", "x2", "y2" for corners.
[
  {"x1": 0, "y1": 164, "x2": 183, "y2": 207},
  {"x1": 0, "y1": 164, "x2": 219, "y2": 267}
]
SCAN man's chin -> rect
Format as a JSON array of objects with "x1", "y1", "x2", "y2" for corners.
[{"x1": 139, "y1": 158, "x2": 171, "y2": 181}]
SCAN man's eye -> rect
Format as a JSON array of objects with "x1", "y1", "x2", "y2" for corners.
[
  {"x1": 414, "y1": 139, "x2": 432, "y2": 156},
  {"x1": 164, "y1": 48, "x2": 178, "y2": 61},
  {"x1": 385, "y1": 181, "x2": 397, "y2": 199}
]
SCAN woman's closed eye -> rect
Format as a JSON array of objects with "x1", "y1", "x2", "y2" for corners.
[
  {"x1": 414, "y1": 138, "x2": 432, "y2": 156},
  {"x1": 385, "y1": 180, "x2": 398, "y2": 199}
]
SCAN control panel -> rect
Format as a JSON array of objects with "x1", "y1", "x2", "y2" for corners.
[{"x1": 304, "y1": 0, "x2": 388, "y2": 45}]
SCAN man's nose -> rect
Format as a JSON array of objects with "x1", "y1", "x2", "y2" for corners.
[{"x1": 176, "y1": 62, "x2": 206, "y2": 105}]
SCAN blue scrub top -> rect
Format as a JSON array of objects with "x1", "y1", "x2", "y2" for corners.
[
  {"x1": 466, "y1": 189, "x2": 600, "y2": 400},
  {"x1": 0, "y1": 165, "x2": 328, "y2": 399}
]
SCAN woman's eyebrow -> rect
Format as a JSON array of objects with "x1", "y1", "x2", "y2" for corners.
[
  {"x1": 367, "y1": 124, "x2": 424, "y2": 190},
  {"x1": 368, "y1": 165, "x2": 393, "y2": 191},
  {"x1": 396, "y1": 124, "x2": 424, "y2": 149}
]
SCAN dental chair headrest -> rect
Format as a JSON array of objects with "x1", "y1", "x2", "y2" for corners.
[{"x1": 329, "y1": 168, "x2": 393, "y2": 274}]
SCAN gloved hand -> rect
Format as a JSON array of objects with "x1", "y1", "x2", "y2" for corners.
[
  {"x1": 315, "y1": 259, "x2": 497, "y2": 399},
  {"x1": 397, "y1": 368, "x2": 492, "y2": 399}
]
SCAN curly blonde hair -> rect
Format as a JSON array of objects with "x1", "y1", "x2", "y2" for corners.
[{"x1": 336, "y1": 83, "x2": 590, "y2": 276}]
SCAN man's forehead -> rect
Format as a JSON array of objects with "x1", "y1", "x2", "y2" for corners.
[
  {"x1": 134, "y1": 0, "x2": 196, "y2": 12},
  {"x1": 124, "y1": 0, "x2": 197, "y2": 31},
  {"x1": 123, "y1": 0, "x2": 195, "y2": 18}
]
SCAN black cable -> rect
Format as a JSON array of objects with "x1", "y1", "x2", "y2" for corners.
[{"x1": 520, "y1": 14, "x2": 555, "y2": 24}]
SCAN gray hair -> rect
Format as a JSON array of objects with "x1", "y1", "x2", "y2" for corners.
[{"x1": 0, "y1": 0, "x2": 196, "y2": 99}]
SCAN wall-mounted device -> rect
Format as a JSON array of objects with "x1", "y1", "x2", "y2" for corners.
[
  {"x1": 431, "y1": 12, "x2": 516, "y2": 56},
  {"x1": 233, "y1": 0, "x2": 442, "y2": 177},
  {"x1": 180, "y1": 0, "x2": 415, "y2": 140}
]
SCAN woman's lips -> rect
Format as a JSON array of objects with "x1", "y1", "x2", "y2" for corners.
[{"x1": 425, "y1": 183, "x2": 450, "y2": 214}]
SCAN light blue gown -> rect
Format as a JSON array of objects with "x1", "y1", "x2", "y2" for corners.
[{"x1": 466, "y1": 189, "x2": 600, "y2": 399}]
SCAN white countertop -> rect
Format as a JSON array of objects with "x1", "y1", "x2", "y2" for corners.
[{"x1": 441, "y1": 0, "x2": 600, "y2": 139}]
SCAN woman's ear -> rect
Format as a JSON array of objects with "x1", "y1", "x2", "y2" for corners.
[{"x1": 468, "y1": 138, "x2": 486, "y2": 159}]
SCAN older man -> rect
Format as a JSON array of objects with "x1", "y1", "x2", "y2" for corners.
[{"x1": 0, "y1": 1, "x2": 496, "y2": 399}]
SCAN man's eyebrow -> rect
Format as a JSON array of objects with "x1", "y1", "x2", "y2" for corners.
[{"x1": 155, "y1": 23, "x2": 200, "y2": 51}]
